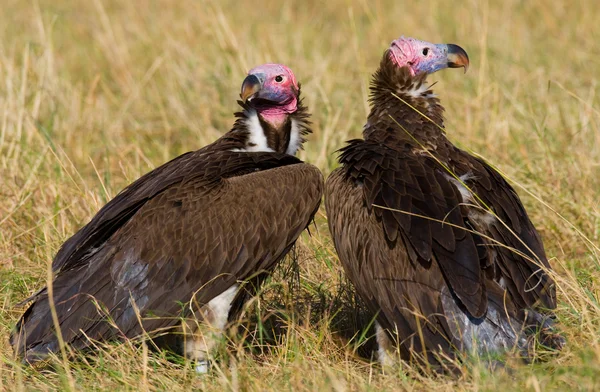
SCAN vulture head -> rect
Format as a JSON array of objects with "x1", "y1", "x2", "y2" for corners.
[
  {"x1": 240, "y1": 63, "x2": 300, "y2": 126},
  {"x1": 388, "y1": 36, "x2": 470, "y2": 77}
]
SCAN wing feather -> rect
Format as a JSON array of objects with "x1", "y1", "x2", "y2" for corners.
[
  {"x1": 335, "y1": 140, "x2": 486, "y2": 317},
  {"x1": 461, "y1": 155, "x2": 555, "y2": 309},
  {"x1": 51, "y1": 148, "x2": 303, "y2": 274}
]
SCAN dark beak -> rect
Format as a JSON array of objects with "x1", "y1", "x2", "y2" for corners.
[
  {"x1": 240, "y1": 74, "x2": 262, "y2": 102},
  {"x1": 446, "y1": 44, "x2": 470, "y2": 73}
]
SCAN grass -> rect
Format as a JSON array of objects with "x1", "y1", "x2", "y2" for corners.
[{"x1": 1, "y1": 0, "x2": 600, "y2": 390}]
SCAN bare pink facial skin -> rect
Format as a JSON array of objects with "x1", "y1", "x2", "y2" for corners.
[
  {"x1": 388, "y1": 36, "x2": 469, "y2": 76},
  {"x1": 244, "y1": 63, "x2": 299, "y2": 127}
]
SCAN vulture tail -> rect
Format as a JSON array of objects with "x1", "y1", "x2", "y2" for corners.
[
  {"x1": 10, "y1": 259, "x2": 117, "y2": 364},
  {"x1": 441, "y1": 281, "x2": 564, "y2": 361}
]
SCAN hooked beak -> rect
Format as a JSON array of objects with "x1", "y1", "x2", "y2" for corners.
[
  {"x1": 240, "y1": 74, "x2": 263, "y2": 103},
  {"x1": 446, "y1": 44, "x2": 469, "y2": 73}
]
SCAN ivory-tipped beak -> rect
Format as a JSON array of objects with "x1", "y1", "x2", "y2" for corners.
[
  {"x1": 447, "y1": 44, "x2": 470, "y2": 73},
  {"x1": 240, "y1": 74, "x2": 262, "y2": 102}
]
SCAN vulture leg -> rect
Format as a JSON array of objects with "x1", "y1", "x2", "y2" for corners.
[
  {"x1": 375, "y1": 322, "x2": 395, "y2": 370},
  {"x1": 184, "y1": 285, "x2": 239, "y2": 374}
]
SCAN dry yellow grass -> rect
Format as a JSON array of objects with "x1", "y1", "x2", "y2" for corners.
[{"x1": 1, "y1": 0, "x2": 600, "y2": 390}]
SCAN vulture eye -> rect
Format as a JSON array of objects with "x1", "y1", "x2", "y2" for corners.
[
  {"x1": 275, "y1": 75, "x2": 284, "y2": 83},
  {"x1": 422, "y1": 48, "x2": 430, "y2": 56}
]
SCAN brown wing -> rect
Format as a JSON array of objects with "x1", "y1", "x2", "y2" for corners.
[
  {"x1": 12, "y1": 156, "x2": 323, "y2": 361},
  {"x1": 50, "y1": 145, "x2": 304, "y2": 274},
  {"x1": 326, "y1": 166, "x2": 462, "y2": 365},
  {"x1": 327, "y1": 164, "x2": 535, "y2": 366},
  {"x1": 330, "y1": 140, "x2": 487, "y2": 318},
  {"x1": 455, "y1": 153, "x2": 556, "y2": 309}
]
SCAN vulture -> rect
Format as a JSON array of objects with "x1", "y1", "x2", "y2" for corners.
[
  {"x1": 11, "y1": 63, "x2": 324, "y2": 373},
  {"x1": 325, "y1": 37, "x2": 562, "y2": 370}
]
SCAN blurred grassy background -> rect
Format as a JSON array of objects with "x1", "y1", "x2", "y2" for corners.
[{"x1": 1, "y1": 0, "x2": 600, "y2": 390}]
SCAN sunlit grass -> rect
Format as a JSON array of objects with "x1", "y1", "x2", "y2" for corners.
[{"x1": 1, "y1": 0, "x2": 600, "y2": 390}]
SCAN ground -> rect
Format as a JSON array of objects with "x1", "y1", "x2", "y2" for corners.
[{"x1": 1, "y1": 0, "x2": 600, "y2": 390}]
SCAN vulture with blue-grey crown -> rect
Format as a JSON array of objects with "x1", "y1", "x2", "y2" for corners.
[
  {"x1": 11, "y1": 63, "x2": 323, "y2": 373},
  {"x1": 325, "y1": 36, "x2": 563, "y2": 371}
]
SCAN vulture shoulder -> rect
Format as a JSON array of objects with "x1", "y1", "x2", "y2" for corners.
[
  {"x1": 52, "y1": 147, "x2": 307, "y2": 273},
  {"x1": 326, "y1": 139, "x2": 487, "y2": 318}
]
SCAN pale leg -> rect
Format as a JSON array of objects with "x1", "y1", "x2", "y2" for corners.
[
  {"x1": 375, "y1": 321, "x2": 395, "y2": 370},
  {"x1": 184, "y1": 285, "x2": 238, "y2": 374}
]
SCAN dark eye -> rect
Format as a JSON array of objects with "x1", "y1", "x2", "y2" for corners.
[
  {"x1": 275, "y1": 75, "x2": 284, "y2": 82},
  {"x1": 422, "y1": 48, "x2": 429, "y2": 56}
]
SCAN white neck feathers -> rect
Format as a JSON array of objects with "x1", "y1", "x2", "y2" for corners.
[
  {"x1": 403, "y1": 82, "x2": 436, "y2": 99},
  {"x1": 286, "y1": 119, "x2": 301, "y2": 156},
  {"x1": 231, "y1": 109, "x2": 302, "y2": 156},
  {"x1": 239, "y1": 109, "x2": 275, "y2": 153}
]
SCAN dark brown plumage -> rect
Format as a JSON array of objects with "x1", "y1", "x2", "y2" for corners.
[
  {"x1": 325, "y1": 43, "x2": 561, "y2": 370},
  {"x1": 11, "y1": 65, "x2": 323, "y2": 368}
]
